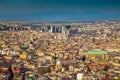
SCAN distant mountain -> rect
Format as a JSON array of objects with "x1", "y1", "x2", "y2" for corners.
[{"x1": 0, "y1": 11, "x2": 120, "y2": 22}]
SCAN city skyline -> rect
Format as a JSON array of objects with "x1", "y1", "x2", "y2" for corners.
[{"x1": 0, "y1": 0, "x2": 120, "y2": 22}]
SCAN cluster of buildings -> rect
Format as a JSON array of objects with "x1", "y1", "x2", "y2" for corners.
[{"x1": 0, "y1": 21, "x2": 120, "y2": 80}]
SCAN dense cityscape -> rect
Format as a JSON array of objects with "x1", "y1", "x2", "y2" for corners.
[{"x1": 0, "y1": 20, "x2": 120, "y2": 80}]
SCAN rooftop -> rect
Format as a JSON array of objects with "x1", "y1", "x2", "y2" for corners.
[{"x1": 88, "y1": 50, "x2": 107, "y2": 55}]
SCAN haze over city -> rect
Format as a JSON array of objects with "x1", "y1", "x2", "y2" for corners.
[{"x1": 0, "y1": 0, "x2": 120, "y2": 22}]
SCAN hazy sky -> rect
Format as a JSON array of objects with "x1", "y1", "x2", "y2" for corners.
[{"x1": 0, "y1": 0, "x2": 120, "y2": 21}]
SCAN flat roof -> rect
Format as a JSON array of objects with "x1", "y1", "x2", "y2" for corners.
[{"x1": 88, "y1": 50, "x2": 107, "y2": 55}]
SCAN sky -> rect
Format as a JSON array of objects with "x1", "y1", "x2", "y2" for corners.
[{"x1": 0, "y1": 0, "x2": 120, "y2": 22}]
